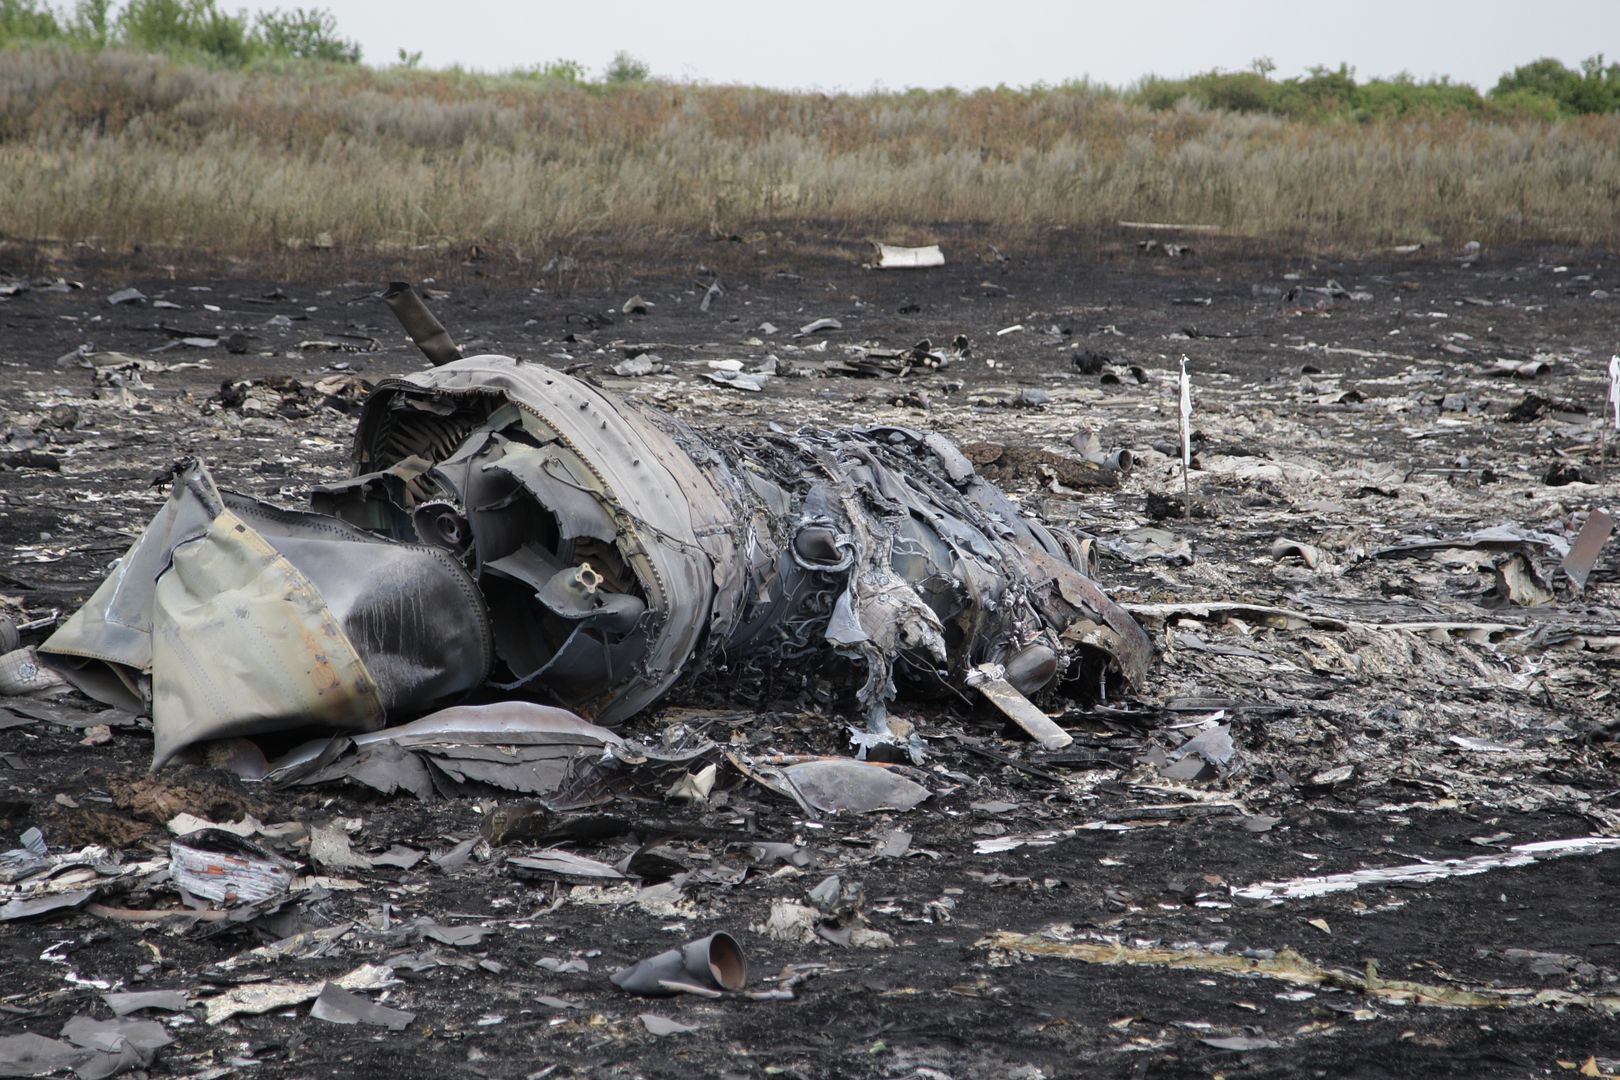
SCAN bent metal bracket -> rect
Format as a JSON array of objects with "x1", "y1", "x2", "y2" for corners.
[{"x1": 38, "y1": 285, "x2": 1153, "y2": 766}]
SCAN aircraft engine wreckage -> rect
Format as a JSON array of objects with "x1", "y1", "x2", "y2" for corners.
[{"x1": 37, "y1": 289, "x2": 1153, "y2": 768}]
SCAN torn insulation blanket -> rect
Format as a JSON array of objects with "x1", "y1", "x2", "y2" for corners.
[{"x1": 42, "y1": 354, "x2": 1151, "y2": 763}]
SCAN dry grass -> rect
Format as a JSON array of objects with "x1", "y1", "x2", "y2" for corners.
[{"x1": 2, "y1": 46, "x2": 1618, "y2": 268}]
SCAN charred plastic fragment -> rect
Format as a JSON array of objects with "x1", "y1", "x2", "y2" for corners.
[{"x1": 40, "y1": 336, "x2": 1151, "y2": 763}]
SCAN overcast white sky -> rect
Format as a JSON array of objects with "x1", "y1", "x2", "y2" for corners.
[{"x1": 314, "y1": 0, "x2": 1617, "y2": 92}]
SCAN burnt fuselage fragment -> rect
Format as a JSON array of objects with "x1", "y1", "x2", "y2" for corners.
[{"x1": 318, "y1": 356, "x2": 1151, "y2": 731}]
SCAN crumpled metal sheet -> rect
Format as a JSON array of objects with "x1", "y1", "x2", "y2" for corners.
[
  {"x1": 264, "y1": 702, "x2": 626, "y2": 800},
  {"x1": 41, "y1": 460, "x2": 492, "y2": 765}
]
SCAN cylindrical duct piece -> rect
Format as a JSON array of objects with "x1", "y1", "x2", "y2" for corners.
[{"x1": 382, "y1": 282, "x2": 461, "y2": 366}]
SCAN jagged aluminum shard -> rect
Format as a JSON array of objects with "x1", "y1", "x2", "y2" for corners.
[{"x1": 41, "y1": 354, "x2": 1152, "y2": 765}]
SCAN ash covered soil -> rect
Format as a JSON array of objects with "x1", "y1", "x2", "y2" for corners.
[{"x1": 1, "y1": 237, "x2": 1619, "y2": 1079}]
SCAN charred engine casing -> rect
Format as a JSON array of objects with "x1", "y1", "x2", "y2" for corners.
[{"x1": 313, "y1": 355, "x2": 1152, "y2": 733}]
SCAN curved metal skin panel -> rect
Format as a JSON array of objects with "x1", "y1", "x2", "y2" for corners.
[
  {"x1": 40, "y1": 460, "x2": 495, "y2": 766},
  {"x1": 351, "y1": 356, "x2": 746, "y2": 726}
]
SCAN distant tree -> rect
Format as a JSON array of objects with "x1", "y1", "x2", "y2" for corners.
[
  {"x1": 1286, "y1": 64, "x2": 1359, "y2": 116},
  {"x1": 1490, "y1": 55, "x2": 1620, "y2": 114},
  {"x1": 3, "y1": 0, "x2": 366, "y2": 63},
  {"x1": 1134, "y1": 60, "x2": 1499, "y2": 122},
  {"x1": 603, "y1": 49, "x2": 649, "y2": 83},
  {"x1": 0, "y1": 0, "x2": 63, "y2": 44},
  {"x1": 116, "y1": 0, "x2": 252, "y2": 64},
  {"x1": 65, "y1": 0, "x2": 111, "y2": 45},
  {"x1": 1572, "y1": 54, "x2": 1620, "y2": 113},
  {"x1": 252, "y1": 6, "x2": 358, "y2": 62},
  {"x1": 1185, "y1": 69, "x2": 1274, "y2": 113},
  {"x1": 1492, "y1": 58, "x2": 1580, "y2": 102}
]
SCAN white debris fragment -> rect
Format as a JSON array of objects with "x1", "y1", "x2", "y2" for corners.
[
  {"x1": 871, "y1": 243, "x2": 944, "y2": 270},
  {"x1": 203, "y1": 963, "x2": 397, "y2": 1025},
  {"x1": 1233, "y1": 836, "x2": 1620, "y2": 902}
]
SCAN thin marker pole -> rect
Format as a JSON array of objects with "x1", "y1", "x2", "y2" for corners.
[{"x1": 1179, "y1": 356, "x2": 1192, "y2": 518}]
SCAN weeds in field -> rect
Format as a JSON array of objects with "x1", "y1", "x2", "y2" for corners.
[{"x1": 1, "y1": 47, "x2": 1617, "y2": 265}]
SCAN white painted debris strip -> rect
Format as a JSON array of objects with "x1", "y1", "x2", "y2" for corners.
[
  {"x1": 1486, "y1": 357, "x2": 1551, "y2": 378},
  {"x1": 1608, "y1": 354, "x2": 1620, "y2": 429},
  {"x1": 1117, "y1": 220, "x2": 1223, "y2": 234},
  {"x1": 966, "y1": 663, "x2": 1072, "y2": 750},
  {"x1": 640, "y1": 1013, "x2": 698, "y2": 1036},
  {"x1": 1233, "y1": 836, "x2": 1620, "y2": 902},
  {"x1": 773, "y1": 759, "x2": 931, "y2": 815},
  {"x1": 972, "y1": 808, "x2": 1248, "y2": 854},
  {"x1": 872, "y1": 243, "x2": 944, "y2": 270},
  {"x1": 311, "y1": 983, "x2": 416, "y2": 1030},
  {"x1": 1271, "y1": 537, "x2": 1326, "y2": 569}
]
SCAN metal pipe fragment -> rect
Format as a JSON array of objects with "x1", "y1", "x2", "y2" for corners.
[
  {"x1": 382, "y1": 282, "x2": 461, "y2": 365},
  {"x1": 611, "y1": 932, "x2": 748, "y2": 996}
]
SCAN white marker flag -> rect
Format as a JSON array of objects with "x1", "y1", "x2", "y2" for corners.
[
  {"x1": 1609, "y1": 354, "x2": 1620, "y2": 431},
  {"x1": 1178, "y1": 356, "x2": 1192, "y2": 472}
]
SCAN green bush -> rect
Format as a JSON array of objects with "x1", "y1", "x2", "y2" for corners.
[
  {"x1": 1132, "y1": 62, "x2": 1512, "y2": 122},
  {"x1": 603, "y1": 49, "x2": 649, "y2": 84},
  {"x1": 1352, "y1": 74, "x2": 1483, "y2": 119},
  {"x1": 117, "y1": 0, "x2": 250, "y2": 64},
  {"x1": 1487, "y1": 87, "x2": 1564, "y2": 121},
  {"x1": 0, "y1": 0, "x2": 63, "y2": 43},
  {"x1": 1273, "y1": 64, "x2": 1360, "y2": 118},
  {"x1": 1194, "y1": 69, "x2": 1276, "y2": 113},
  {"x1": 1490, "y1": 56, "x2": 1620, "y2": 115},
  {"x1": 1132, "y1": 75, "x2": 1194, "y2": 112},
  {"x1": 252, "y1": 6, "x2": 357, "y2": 62},
  {"x1": 519, "y1": 57, "x2": 587, "y2": 84},
  {"x1": 1133, "y1": 69, "x2": 1282, "y2": 114}
]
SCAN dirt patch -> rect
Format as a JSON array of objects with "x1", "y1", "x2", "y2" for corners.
[{"x1": 2, "y1": 238, "x2": 1619, "y2": 1078}]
